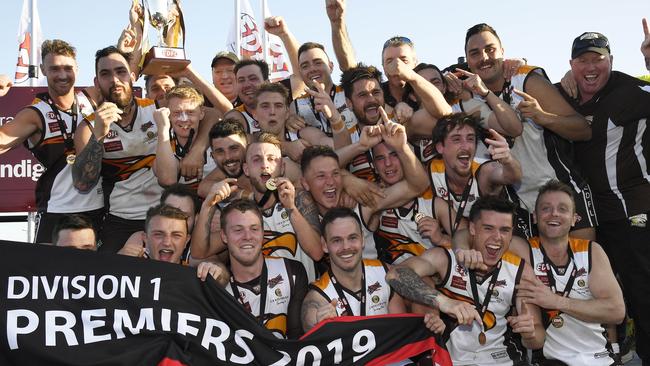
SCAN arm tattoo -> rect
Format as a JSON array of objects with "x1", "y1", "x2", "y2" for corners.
[
  {"x1": 387, "y1": 267, "x2": 440, "y2": 309},
  {"x1": 301, "y1": 299, "x2": 322, "y2": 331},
  {"x1": 72, "y1": 134, "x2": 103, "y2": 193},
  {"x1": 295, "y1": 190, "x2": 322, "y2": 234}
]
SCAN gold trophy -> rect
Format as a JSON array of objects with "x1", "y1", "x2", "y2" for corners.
[{"x1": 141, "y1": 0, "x2": 190, "y2": 75}]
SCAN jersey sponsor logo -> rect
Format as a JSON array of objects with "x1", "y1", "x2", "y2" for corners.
[
  {"x1": 381, "y1": 215, "x2": 398, "y2": 228},
  {"x1": 437, "y1": 187, "x2": 448, "y2": 198},
  {"x1": 367, "y1": 281, "x2": 382, "y2": 295},
  {"x1": 536, "y1": 263, "x2": 551, "y2": 273},
  {"x1": 490, "y1": 350, "x2": 508, "y2": 360},
  {"x1": 450, "y1": 275, "x2": 466, "y2": 290},
  {"x1": 268, "y1": 274, "x2": 284, "y2": 288},
  {"x1": 575, "y1": 267, "x2": 587, "y2": 277},
  {"x1": 104, "y1": 140, "x2": 124, "y2": 152},
  {"x1": 455, "y1": 264, "x2": 467, "y2": 276},
  {"x1": 46, "y1": 111, "x2": 56, "y2": 120},
  {"x1": 47, "y1": 122, "x2": 60, "y2": 133},
  {"x1": 494, "y1": 279, "x2": 507, "y2": 288}
]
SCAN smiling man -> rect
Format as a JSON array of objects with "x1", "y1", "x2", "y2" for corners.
[
  {"x1": 387, "y1": 196, "x2": 545, "y2": 365},
  {"x1": 73, "y1": 46, "x2": 163, "y2": 253},
  {"x1": 558, "y1": 31, "x2": 650, "y2": 364},
  {"x1": 220, "y1": 198, "x2": 308, "y2": 339}
]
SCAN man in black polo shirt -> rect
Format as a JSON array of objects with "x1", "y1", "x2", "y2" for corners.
[{"x1": 560, "y1": 31, "x2": 650, "y2": 365}]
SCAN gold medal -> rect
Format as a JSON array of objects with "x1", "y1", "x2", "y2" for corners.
[
  {"x1": 551, "y1": 315, "x2": 564, "y2": 328},
  {"x1": 478, "y1": 331, "x2": 486, "y2": 345},
  {"x1": 265, "y1": 178, "x2": 277, "y2": 191},
  {"x1": 66, "y1": 154, "x2": 76, "y2": 165},
  {"x1": 414, "y1": 212, "x2": 427, "y2": 224}
]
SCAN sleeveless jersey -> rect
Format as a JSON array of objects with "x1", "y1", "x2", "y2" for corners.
[
  {"x1": 374, "y1": 188, "x2": 438, "y2": 264},
  {"x1": 291, "y1": 85, "x2": 357, "y2": 136},
  {"x1": 88, "y1": 98, "x2": 163, "y2": 220},
  {"x1": 529, "y1": 237, "x2": 615, "y2": 365},
  {"x1": 262, "y1": 201, "x2": 316, "y2": 282},
  {"x1": 225, "y1": 256, "x2": 296, "y2": 339},
  {"x1": 428, "y1": 158, "x2": 482, "y2": 217},
  {"x1": 485, "y1": 66, "x2": 590, "y2": 212},
  {"x1": 310, "y1": 259, "x2": 392, "y2": 316},
  {"x1": 170, "y1": 130, "x2": 216, "y2": 191},
  {"x1": 441, "y1": 249, "x2": 527, "y2": 365},
  {"x1": 352, "y1": 205, "x2": 380, "y2": 260},
  {"x1": 235, "y1": 104, "x2": 260, "y2": 134},
  {"x1": 25, "y1": 91, "x2": 103, "y2": 213}
]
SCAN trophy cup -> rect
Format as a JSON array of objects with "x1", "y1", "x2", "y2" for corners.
[{"x1": 141, "y1": 0, "x2": 190, "y2": 75}]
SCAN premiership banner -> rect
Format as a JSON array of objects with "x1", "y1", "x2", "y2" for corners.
[{"x1": 0, "y1": 241, "x2": 451, "y2": 366}]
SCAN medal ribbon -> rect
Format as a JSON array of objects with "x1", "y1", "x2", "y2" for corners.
[{"x1": 468, "y1": 260, "x2": 502, "y2": 332}]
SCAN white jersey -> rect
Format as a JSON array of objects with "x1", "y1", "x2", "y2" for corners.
[
  {"x1": 442, "y1": 249, "x2": 527, "y2": 365},
  {"x1": 529, "y1": 237, "x2": 615, "y2": 366},
  {"x1": 262, "y1": 201, "x2": 316, "y2": 282},
  {"x1": 353, "y1": 205, "x2": 379, "y2": 260},
  {"x1": 310, "y1": 259, "x2": 392, "y2": 316},
  {"x1": 428, "y1": 158, "x2": 482, "y2": 218},
  {"x1": 26, "y1": 91, "x2": 103, "y2": 213},
  {"x1": 225, "y1": 256, "x2": 296, "y2": 339},
  {"x1": 234, "y1": 104, "x2": 259, "y2": 134},
  {"x1": 375, "y1": 188, "x2": 438, "y2": 264},
  {"x1": 91, "y1": 98, "x2": 163, "y2": 220},
  {"x1": 291, "y1": 85, "x2": 357, "y2": 136}
]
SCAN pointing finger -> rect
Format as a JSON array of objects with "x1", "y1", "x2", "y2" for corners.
[
  {"x1": 513, "y1": 88, "x2": 534, "y2": 101},
  {"x1": 644, "y1": 18, "x2": 649, "y2": 36},
  {"x1": 378, "y1": 106, "x2": 390, "y2": 125}
]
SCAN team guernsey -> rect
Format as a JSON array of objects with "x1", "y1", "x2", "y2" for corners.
[
  {"x1": 25, "y1": 91, "x2": 103, "y2": 213},
  {"x1": 440, "y1": 249, "x2": 527, "y2": 365},
  {"x1": 225, "y1": 256, "x2": 307, "y2": 339},
  {"x1": 482, "y1": 65, "x2": 595, "y2": 224},
  {"x1": 262, "y1": 201, "x2": 316, "y2": 282},
  {"x1": 88, "y1": 98, "x2": 163, "y2": 220},
  {"x1": 170, "y1": 131, "x2": 216, "y2": 191},
  {"x1": 291, "y1": 85, "x2": 357, "y2": 136},
  {"x1": 529, "y1": 237, "x2": 615, "y2": 365},
  {"x1": 428, "y1": 158, "x2": 482, "y2": 217},
  {"x1": 374, "y1": 188, "x2": 438, "y2": 264},
  {"x1": 234, "y1": 104, "x2": 259, "y2": 134},
  {"x1": 310, "y1": 259, "x2": 392, "y2": 316}
]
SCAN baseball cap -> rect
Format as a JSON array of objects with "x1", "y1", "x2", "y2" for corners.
[
  {"x1": 211, "y1": 51, "x2": 239, "y2": 67},
  {"x1": 571, "y1": 32, "x2": 610, "y2": 59}
]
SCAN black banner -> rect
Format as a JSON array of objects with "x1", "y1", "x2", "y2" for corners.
[{"x1": 0, "y1": 241, "x2": 451, "y2": 366}]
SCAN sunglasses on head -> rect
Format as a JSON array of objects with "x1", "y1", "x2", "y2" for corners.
[
  {"x1": 575, "y1": 35, "x2": 609, "y2": 50},
  {"x1": 382, "y1": 36, "x2": 413, "y2": 50}
]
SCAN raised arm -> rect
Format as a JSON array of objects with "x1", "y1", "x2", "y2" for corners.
[
  {"x1": 152, "y1": 107, "x2": 179, "y2": 186},
  {"x1": 516, "y1": 73, "x2": 591, "y2": 141},
  {"x1": 326, "y1": 0, "x2": 356, "y2": 71}
]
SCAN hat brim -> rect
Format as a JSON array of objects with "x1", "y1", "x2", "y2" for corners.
[{"x1": 572, "y1": 46, "x2": 610, "y2": 59}]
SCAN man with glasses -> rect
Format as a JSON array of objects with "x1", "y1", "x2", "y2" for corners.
[{"x1": 559, "y1": 31, "x2": 650, "y2": 365}]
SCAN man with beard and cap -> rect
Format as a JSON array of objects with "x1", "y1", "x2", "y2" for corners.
[
  {"x1": 463, "y1": 23, "x2": 596, "y2": 241},
  {"x1": 192, "y1": 133, "x2": 323, "y2": 282},
  {"x1": 152, "y1": 85, "x2": 216, "y2": 191},
  {"x1": 387, "y1": 196, "x2": 545, "y2": 365},
  {"x1": 0, "y1": 39, "x2": 104, "y2": 243},
  {"x1": 73, "y1": 46, "x2": 163, "y2": 253}
]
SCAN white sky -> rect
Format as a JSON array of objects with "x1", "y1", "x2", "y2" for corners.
[{"x1": 0, "y1": 0, "x2": 648, "y2": 89}]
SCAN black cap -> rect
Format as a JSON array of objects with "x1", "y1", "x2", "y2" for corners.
[{"x1": 571, "y1": 32, "x2": 610, "y2": 59}]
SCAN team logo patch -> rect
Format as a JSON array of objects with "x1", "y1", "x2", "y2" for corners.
[
  {"x1": 551, "y1": 315, "x2": 564, "y2": 328},
  {"x1": 577, "y1": 279, "x2": 586, "y2": 288},
  {"x1": 367, "y1": 281, "x2": 382, "y2": 295},
  {"x1": 372, "y1": 295, "x2": 380, "y2": 304},
  {"x1": 455, "y1": 264, "x2": 467, "y2": 276},
  {"x1": 381, "y1": 215, "x2": 398, "y2": 228},
  {"x1": 451, "y1": 275, "x2": 466, "y2": 290},
  {"x1": 575, "y1": 267, "x2": 587, "y2": 277},
  {"x1": 492, "y1": 289, "x2": 499, "y2": 297},
  {"x1": 268, "y1": 274, "x2": 284, "y2": 288},
  {"x1": 467, "y1": 194, "x2": 476, "y2": 202},
  {"x1": 437, "y1": 187, "x2": 448, "y2": 198},
  {"x1": 281, "y1": 210, "x2": 289, "y2": 220},
  {"x1": 140, "y1": 121, "x2": 154, "y2": 132},
  {"x1": 274, "y1": 288, "x2": 282, "y2": 297}
]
